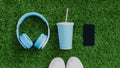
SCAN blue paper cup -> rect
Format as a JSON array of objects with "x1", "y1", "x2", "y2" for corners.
[{"x1": 57, "y1": 22, "x2": 74, "y2": 50}]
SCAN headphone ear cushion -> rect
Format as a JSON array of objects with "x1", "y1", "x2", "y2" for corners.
[
  {"x1": 19, "y1": 33, "x2": 33, "y2": 49},
  {"x1": 34, "y1": 33, "x2": 47, "y2": 49}
]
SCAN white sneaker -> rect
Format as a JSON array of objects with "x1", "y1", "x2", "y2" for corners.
[
  {"x1": 66, "y1": 57, "x2": 84, "y2": 68},
  {"x1": 49, "y1": 57, "x2": 65, "y2": 68}
]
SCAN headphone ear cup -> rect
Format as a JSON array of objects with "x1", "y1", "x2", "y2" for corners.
[
  {"x1": 34, "y1": 33, "x2": 47, "y2": 49},
  {"x1": 19, "y1": 33, "x2": 33, "y2": 49}
]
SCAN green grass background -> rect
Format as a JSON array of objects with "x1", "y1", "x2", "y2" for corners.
[{"x1": 0, "y1": 0, "x2": 120, "y2": 68}]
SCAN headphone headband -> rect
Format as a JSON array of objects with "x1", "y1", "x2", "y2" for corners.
[{"x1": 16, "y1": 12, "x2": 50, "y2": 49}]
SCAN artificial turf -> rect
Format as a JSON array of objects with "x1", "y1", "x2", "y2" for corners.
[{"x1": 0, "y1": 0, "x2": 120, "y2": 68}]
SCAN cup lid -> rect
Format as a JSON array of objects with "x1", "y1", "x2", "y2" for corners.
[{"x1": 57, "y1": 22, "x2": 74, "y2": 25}]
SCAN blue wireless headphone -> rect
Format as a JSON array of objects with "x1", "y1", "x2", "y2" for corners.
[{"x1": 16, "y1": 12, "x2": 50, "y2": 49}]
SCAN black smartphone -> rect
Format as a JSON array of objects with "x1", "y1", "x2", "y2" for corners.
[{"x1": 83, "y1": 24, "x2": 95, "y2": 46}]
